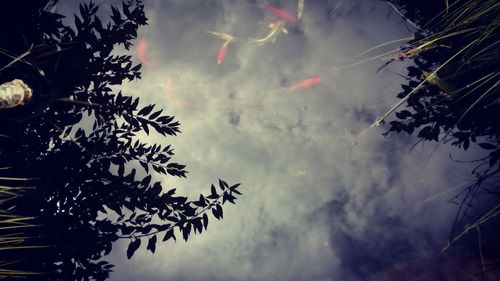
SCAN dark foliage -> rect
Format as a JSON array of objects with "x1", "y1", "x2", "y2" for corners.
[
  {"x1": 381, "y1": 0, "x2": 500, "y2": 180},
  {"x1": 0, "y1": 1, "x2": 241, "y2": 280},
  {"x1": 383, "y1": 0, "x2": 499, "y2": 156},
  {"x1": 380, "y1": 0, "x2": 499, "y2": 275}
]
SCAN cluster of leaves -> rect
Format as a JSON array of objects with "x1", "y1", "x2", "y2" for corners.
[
  {"x1": 124, "y1": 179, "x2": 241, "y2": 259},
  {"x1": 0, "y1": 1, "x2": 241, "y2": 280},
  {"x1": 381, "y1": 0, "x2": 500, "y2": 273},
  {"x1": 384, "y1": 0, "x2": 499, "y2": 146},
  {"x1": 382, "y1": 0, "x2": 499, "y2": 171}
]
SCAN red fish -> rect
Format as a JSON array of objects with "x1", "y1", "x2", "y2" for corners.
[
  {"x1": 217, "y1": 39, "x2": 233, "y2": 64},
  {"x1": 289, "y1": 76, "x2": 321, "y2": 91},
  {"x1": 266, "y1": 5, "x2": 297, "y2": 23},
  {"x1": 165, "y1": 75, "x2": 199, "y2": 109},
  {"x1": 137, "y1": 37, "x2": 153, "y2": 67}
]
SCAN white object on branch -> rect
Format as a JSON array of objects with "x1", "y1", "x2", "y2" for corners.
[{"x1": 0, "y1": 79, "x2": 32, "y2": 109}]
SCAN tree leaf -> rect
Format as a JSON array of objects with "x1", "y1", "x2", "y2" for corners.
[
  {"x1": 163, "y1": 229, "x2": 175, "y2": 241},
  {"x1": 138, "y1": 104, "x2": 154, "y2": 116},
  {"x1": 210, "y1": 184, "x2": 217, "y2": 197},
  {"x1": 202, "y1": 213, "x2": 209, "y2": 230},
  {"x1": 127, "y1": 239, "x2": 141, "y2": 259},
  {"x1": 146, "y1": 235, "x2": 157, "y2": 254},
  {"x1": 478, "y1": 143, "x2": 496, "y2": 150},
  {"x1": 139, "y1": 161, "x2": 149, "y2": 173},
  {"x1": 149, "y1": 109, "x2": 163, "y2": 119},
  {"x1": 463, "y1": 138, "x2": 470, "y2": 151},
  {"x1": 182, "y1": 223, "x2": 191, "y2": 241},
  {"x1": 417, "y1": 126, "x2": 432, "y2": 139},
  {"x1": 395, "y1": 110, "x2": 412, "y2": 119},
  {"x1": 142, "y1": 174, "x2": 152, "y2": 187},
  {"x1": 216, "y1": 204, "x2": 223, "y2": 219}
]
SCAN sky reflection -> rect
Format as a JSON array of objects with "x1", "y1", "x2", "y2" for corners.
[{"x1": 59, "y1": 0, "x2": 483, "y2": 280}]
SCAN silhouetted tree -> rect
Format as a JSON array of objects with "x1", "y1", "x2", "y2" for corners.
[{"x1": 0, "y1": 1, "x2": 241, "y2": 280}]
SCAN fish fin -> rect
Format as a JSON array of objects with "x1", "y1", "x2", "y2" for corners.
[
  {"x1": 298, "y1": 0, "x2": 304, "y2": 19},
  {"x1": 207, "y1": 31, "x2": 234, "y2": 41}
]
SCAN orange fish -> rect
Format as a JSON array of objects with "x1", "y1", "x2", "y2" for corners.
[
  {"x1": 266, "y1": 5, "x2": 297, "y2": 23},
  {"x1": 165, "y1": 75, "x2": 199, "y2": 109},
  {"x1": 174, "y1": 98, "x2": 198, "y2": 109},
  {"x1": 165, "y1": 75, "x2": 174, "y2": 97},
  {"x1": 207, "y1": 31, "x2": 236, "y2": 64},
  {"x1": 289, "y1": 76, "x2": 321, "y2": 91},
  {"x1": 217, "y1": 39, "x2": 233, "y2": 64},
  {"x1": 137, "y1": 37, "x2": 152, "y2": 67}
]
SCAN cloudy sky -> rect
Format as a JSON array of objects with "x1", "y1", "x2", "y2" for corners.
[{"x1": 58, "y1": 0, "x2": 491, "y2": 280}]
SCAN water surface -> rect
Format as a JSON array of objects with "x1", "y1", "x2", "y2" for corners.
[{"x1": 58, "y1": 0, "x2": 479, "y2": 280}]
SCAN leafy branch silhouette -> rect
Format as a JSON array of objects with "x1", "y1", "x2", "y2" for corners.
[{"x1": 0, "y1": 1, "x2": 241, "y2": 280}]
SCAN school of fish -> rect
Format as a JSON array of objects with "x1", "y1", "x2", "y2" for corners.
[
  {"x1": 205, "y1": 1, "x2": 320, "y2": 91},
  {"x1": 135, "y1": 0, "x2": 321, "y2": 111}
]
